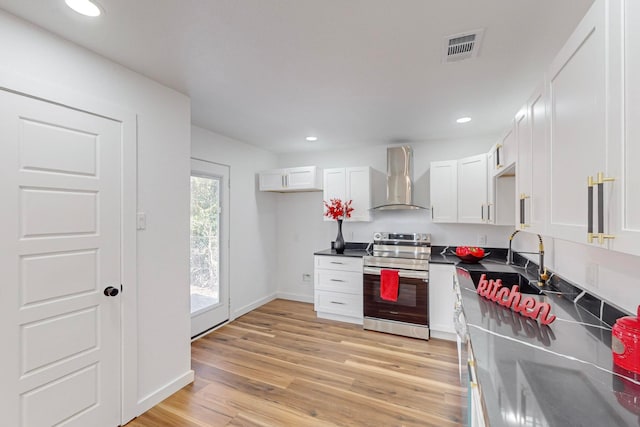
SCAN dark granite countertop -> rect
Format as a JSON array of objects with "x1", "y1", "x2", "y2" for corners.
[
  {"x1": 456, "y1": 263, "x2": 639, "y2": 426},
  {"x1": 313, "y1": 248, "x2": 370, "y2": 258},
  {"x1": 313, "y1": 242, "x2": 371, "y2": 258}
]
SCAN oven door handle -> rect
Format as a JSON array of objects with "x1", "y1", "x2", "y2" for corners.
[{"x1": 363, "y1": 266, "x2": 428, "y2": 280}]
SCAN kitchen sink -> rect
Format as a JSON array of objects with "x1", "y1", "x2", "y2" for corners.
[{"x1": 468, "y1": 271, "x2": 543, "y2": 295}]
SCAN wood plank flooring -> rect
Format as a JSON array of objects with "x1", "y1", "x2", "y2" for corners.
[{"x1": 125, "y1": 299, "x2": 466, "y2": 427}]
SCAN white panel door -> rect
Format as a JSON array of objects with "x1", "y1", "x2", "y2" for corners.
[
  {"x1": 430, "y1": 160, "x2": 458, "y2": 223},
  {"x1": 0, "y1": 90, "x2": 121, "y2": 426},
  {"x1": 457, "y1": 154, "x2": 488, "y2": 224},
  {"x1": 547, "y1": 0, "x2": 607, "y2": 244},
  {"x1": 345, "y1": 167, "x2": 371, "y2": 222}
]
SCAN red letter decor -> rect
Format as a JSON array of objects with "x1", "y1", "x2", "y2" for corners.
[{"x1": 476, "y1": 274, "x2": 556, "y2": 325}]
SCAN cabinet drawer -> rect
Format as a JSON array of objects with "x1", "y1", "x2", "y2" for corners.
[
  {"x1": 316, "y1": 291, "x2": 363, "y2": 318},
  {"x1": 315, "y1": 255, "x2": 362, "y2": 272},
  {"x1": 316, "y1": 270, "x2": 362, "y2": 293}
]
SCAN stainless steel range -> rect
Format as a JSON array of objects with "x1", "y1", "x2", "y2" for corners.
[{"x1": 362, "y1": 232, "x2": 430, "y2": 340}]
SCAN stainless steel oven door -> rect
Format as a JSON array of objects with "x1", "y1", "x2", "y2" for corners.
[{"x1": 363, "y1": 267, "x2": 428, "y2": 325}]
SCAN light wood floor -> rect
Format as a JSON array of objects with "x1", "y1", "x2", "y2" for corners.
[{"x1": 126, "y1": 299, "x2": 466, "y2": 427}]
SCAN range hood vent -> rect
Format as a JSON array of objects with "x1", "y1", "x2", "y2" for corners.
[
  {"x1": 372, "y1": 146, "x2": 427, "y2": 211},
  {"x1": 443, "y1": 29, "x2": 484, "y2": 63}
]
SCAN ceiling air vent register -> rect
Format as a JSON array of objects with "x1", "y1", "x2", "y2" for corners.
[{"x1": 443, "y1": 29, "x2": 484, "y2": 63}]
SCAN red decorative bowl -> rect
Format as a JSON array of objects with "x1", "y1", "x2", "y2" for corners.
[{"x1": 450, "y1": 250, "x2": 491, "y2": 263}]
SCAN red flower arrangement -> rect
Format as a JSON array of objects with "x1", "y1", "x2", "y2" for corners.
[{"x1": 323, "y1": 198, "x2": 354, "y2": 220}]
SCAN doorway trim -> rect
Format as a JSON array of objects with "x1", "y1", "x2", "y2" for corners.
[{"x1": 190, "y1": 158, "x2": 231, "y2": 338}]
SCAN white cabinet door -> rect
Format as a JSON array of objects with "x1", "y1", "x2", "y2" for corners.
[
  {"x1": 346, "y1": 167, "x2": 372, "y2": 222},
  {"x1": 0, "y1": 90, "x2": 121, "y2": 427},
  {"x1": 323, "y1": 168, "x2": 346, "y2": 218},
  {"x1": 608, "y1": 0, "x2": 640, "y2": 256},
  {"x1": 259, "y1": 166, "x2": 322, "y2": 192},
  {"x1": 501, "y1": 126, "x2": 517, "y2": 170},
  {"x1": 428, "y1": 264, "x2": 456, "y2": 338},
  {"x1": 530, "y1": 87, "x2": 549, "y2": 234},
  {"x1": 259, "y1": 168, "x2": 285, "y2": 191},
  {"x1": 323, "y1": 167, "x2": 371, "y2": 222},
  {"x1": 458, "y1": 154, "x2": 488, "y2": 224},
  {"x1": 430, "y1": 160, "x2": 458, "y2": 223},
  {"x1": 547, "y1": 0, "x2": 607, "y2": 244},
  {"x1": 491, "y1": 128, "x2": 515, "y2": 176},
  {"x1": 287, "y1": 166, "x2": 320, "y2": 190}
]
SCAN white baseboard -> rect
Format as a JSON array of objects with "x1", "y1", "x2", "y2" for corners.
[
  {"x1": 232, "y1": 293, "x2": 277, "y2": 320},
  {"x1": 430, "y1": 329, "x2": 457, "y2": 341},
  {"x1": 276, "y1": 292, "x2": 313, "y2": 303},
  {"x1": 133, "y1": 370, "x2": 195, "y2": 419}
]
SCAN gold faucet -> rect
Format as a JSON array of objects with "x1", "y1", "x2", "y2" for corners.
[{"x1": 506, "y1": 230, "x2": 549, "y2": 286}]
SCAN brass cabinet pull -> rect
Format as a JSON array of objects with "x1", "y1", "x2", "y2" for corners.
[
  {"x1": 588, "y1": 176, "x2": 594, "y2": 243},
  {"x1": 588, "y1": 172, "x2": 615, "y2": 244}
]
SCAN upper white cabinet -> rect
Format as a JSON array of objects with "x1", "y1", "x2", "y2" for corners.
[
  {"x1": 607, "y1": 0, "x2": 640, "y2": 256},
  {"x1": 429, "y1": 160, "x2": 458, "y2": 223},
  {"x1": 489, "y1": 127, "x2": 516, "y2": 176},
  {"x1": 546, "y1": 0, "x2": 607, "y2": 244},
  {"x1": 458, "y1": 154, "x2": 488, "y2": 224},
  {"x1": 323, "y1": 167, "x2": 372, "y2": 222},
  {"x1": 516, "y1": 84, "x2": 548, "y2": 234},
  {"x1": 259, "y1": 166, "x2": 322, "y2": 192}
]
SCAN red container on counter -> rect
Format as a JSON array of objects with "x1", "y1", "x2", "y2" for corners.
[{"x1": 613, "y1": 305, "x2": 640, "y2": 374}]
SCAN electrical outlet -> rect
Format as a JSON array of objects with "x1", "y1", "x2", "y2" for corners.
[
  {"x1": 477, "y1": 234, "x2": 487, "y2": 245},
  {"x1": 302, "y1": 273, "x2": 312, "y2": 282},
  {"x1": 586, "y1": 263, "x2": 599, "y2": 288}
]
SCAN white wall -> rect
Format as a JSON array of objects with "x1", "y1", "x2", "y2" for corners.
[
  {"x1": 0, "y1": 10, "x2": 192, "y2": 420},
  {"x1": 191, "y1": 126, "x2": 279, "y2": 317},
  {"x1": 276, "y1": 138, "x2": 514, "y2": 302}
]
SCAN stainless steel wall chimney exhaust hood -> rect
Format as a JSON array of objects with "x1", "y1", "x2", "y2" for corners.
[{"x1": 372, "y1": 145, "x2": 427, "y2": 211}]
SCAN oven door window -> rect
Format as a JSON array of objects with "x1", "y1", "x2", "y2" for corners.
[{"x1": 363, "y1": 273, "x2": 428, "y2": 325}]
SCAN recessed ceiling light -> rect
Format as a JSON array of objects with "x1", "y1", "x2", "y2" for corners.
[
  {"x1": 65, "y1": 0, "x2": 102, "y2": 17},
  {"x1": 305, "y1": 136, "x2": 318, "y2": 142},
  {"x1": 456, "y1": 117, "x2": 472, "y2": 124}
]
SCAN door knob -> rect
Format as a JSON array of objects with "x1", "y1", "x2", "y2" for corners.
[{"x1": 104, "y1": 286, "x2": 120, "y2": 297}]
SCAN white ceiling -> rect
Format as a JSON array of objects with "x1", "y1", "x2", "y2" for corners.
[{"x1": 0, "y1": 0, "x2": 593, "y2": 153}]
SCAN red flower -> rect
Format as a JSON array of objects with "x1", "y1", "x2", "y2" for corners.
[{"x1": 323, "y1": 198, "x2": 354, "y2": 220}]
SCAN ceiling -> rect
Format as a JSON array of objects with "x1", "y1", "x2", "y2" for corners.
[{"x1": 0, "y1": 0, "x2": 593, "y2": 153}]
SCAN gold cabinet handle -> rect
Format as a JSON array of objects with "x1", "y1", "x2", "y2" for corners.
[
  {"x1": 596, "y1": 172, "x2": 615, "y2": 244},
  {"x1": 587, "y1": 176, "x2": 595, "y2": 243}
]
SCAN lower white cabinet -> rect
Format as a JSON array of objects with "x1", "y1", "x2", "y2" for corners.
[
  {"x1": 428, "y1": 264, "x2": 456, "y2": 340},
  {"x1": 314, "y1": 255, "x2": 363, "y2": 324}
]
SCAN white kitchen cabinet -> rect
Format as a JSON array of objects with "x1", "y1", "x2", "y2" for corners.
[
  {"x1": 314, "y1": 255, "x2": 363, "y2": 324},
  {"x1": 259, "y1": 166, "x2": 322, "y2": 192},
  {"x1": 458, "y1": 154, "x2": 488, "y2": 224},
  {"x1": 606, "y1": 0, "x2": 640, "y2": 256},
  {"x1": 489, "y1": 127, "x2": 516, "y2": 177},
  {"x1": 323, "y1": 167, "x2": 372, "y2": 222},
  {"x1": 428, "y1": 264, "x2": 456, "y2": 340},
  {"x1": 429, "y1": 160, "x2": 458, "y2": 223},
  {"x1": 516, "y1": 84, "x2": 548, "y2": 234},
  {"x1": 547, "y1": 0, "x2": 607, "y2": 244}
]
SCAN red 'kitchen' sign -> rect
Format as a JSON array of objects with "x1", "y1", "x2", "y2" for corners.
[{"x1": 476, "y1": 274, "x2": 556, "y2": 325}]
